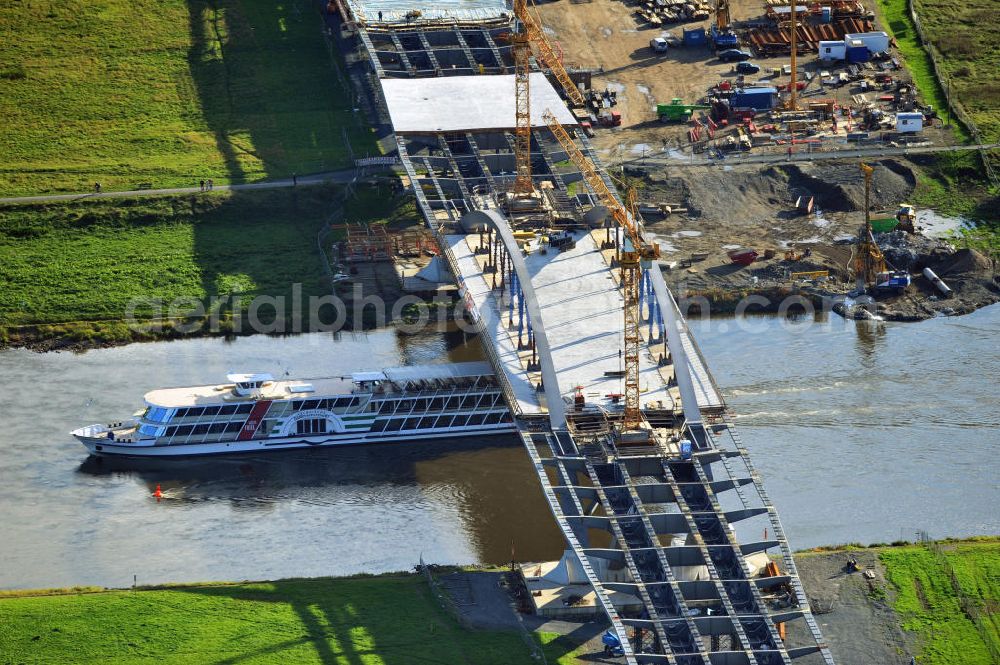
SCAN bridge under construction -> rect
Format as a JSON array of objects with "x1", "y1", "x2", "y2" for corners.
[{"x1": 329, "y1": 1, "x2": 836, "y2": 662}]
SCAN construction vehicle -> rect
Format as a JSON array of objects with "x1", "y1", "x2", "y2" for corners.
[
  {"x1": 597, "y1": 109, "x2": 622, "y2": 127},
  {"x1": 543, "y1": 109, "x2": 660, "y2": 443},
  {"x1": 657, "y1": 98, "x2": 711, "y2": 122},
  {"x1": 710, "y1": 0, "x2": 738, "y2": 48},
  {"x1": 850, "y1": 163, "x2": 888, "y2": 291}
]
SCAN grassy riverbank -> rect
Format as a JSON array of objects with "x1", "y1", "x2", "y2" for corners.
[
  {"x1": 881, "y1": 538, "x2": 1000, "y2": 665},
  {"x1": 797, "y1": 537, "x2": 1000, "y2": 665},
  {"x1": 0, "y1": 573, "x2": 583, "y2": 664},
  {"x1": 0, "y1": 0, "x2": 376, "y2": 196},
  {"x1": 0, "y1": 187, "x2": 333, "y2": 348}
]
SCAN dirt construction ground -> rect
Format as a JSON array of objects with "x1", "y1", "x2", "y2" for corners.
[
  {"x1": 532, "y1": 0, "x2": 998, "y2": 320},
  {"x1": 533, "y1": 0, "x2": 956, "y2": 161}
]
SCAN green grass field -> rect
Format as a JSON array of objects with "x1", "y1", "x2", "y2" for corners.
[
  {"x1": 0, "y1": 0, "x2": 376, "y2": 196},
  {"x1": 0, "y1": 187, "x2": 333, "y2": 331},
  {"x1": 881, "y1": 538, "x2": 1000, "y2": 665},
  {"x1": 0, "y1": 575, "x2": 584, "y2": 664},
  {"x1": 874, "y1": 0, "x2": 958, "y2": 138},
  {"x1": 875, "y1": 0, "x2": 999, "y2": 226}
]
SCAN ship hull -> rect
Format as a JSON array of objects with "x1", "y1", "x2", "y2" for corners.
[{"x1": 74, "y1": 422, "x2": 518, "y2": 458}]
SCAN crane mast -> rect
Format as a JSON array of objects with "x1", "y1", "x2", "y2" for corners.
[
  {"x1": 542, "y1": 110, "x2": 660, "y2": 436},
  {"x1": 512, "y1": 13, "x2": 534, "y2": 196}
]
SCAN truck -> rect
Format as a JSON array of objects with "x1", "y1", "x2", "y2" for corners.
[
  {"x1": 710, "y1": 24, "x2": 739, "y2": 49},
  {"x1": 657, "y1": 98, "x2": 711, "y2": 122}
]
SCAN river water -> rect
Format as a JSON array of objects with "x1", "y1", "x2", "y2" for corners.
[{"x1": 1, "y1": 308, "x2": 997, "y2": 589}]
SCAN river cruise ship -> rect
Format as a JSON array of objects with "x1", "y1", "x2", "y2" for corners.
[{"x1": 72, "y1": 362, "x2": 515, "y2": 457}]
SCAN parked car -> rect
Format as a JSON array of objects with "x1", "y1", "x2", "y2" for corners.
[
  {"x1": 735, "y1": 61, "x2": 761, "y2": 74},
  {"x1": 649, "y1": 37, "x2": 669, "y2": 53},
  {"x1": 663, "y1": 31, "x2": 682, "y2": 47},
  {"x1": 718, "y1": 49, "x2": 752, "y2": 62}
]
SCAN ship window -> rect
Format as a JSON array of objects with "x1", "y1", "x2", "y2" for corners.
[
  {"x1": 330, "y1": 397, "x2": 347, "y2": 409},
  {"x1": 138, "y1": 424, "x2": 161, "y2": 437},
  {"x1": 484, "y1": 412, "x2": 501, "y2": 425},
  {"x1": 429, "y1": 398, "x2": 445, "y2": 411},
  {"x1": 192, "y1": 424, "x2": 210, "y2": 435},
  {"x1": 501, "y1": 411, "x2": 513, "y2": 423},
  {"x1": 370, "y1": 420, "x2": 388, "y2": 432},
  {"x1": 467, "y1": 413, "x2": 486, "y2": 426},
  {"x1": 218, "y1": 405, "x2": 238, "y2": 416},
  {"x1": 451, "y1": 414, "x2": 470, "y2": 427},
  {"x1": 208, "y1": 423, "x2": 227, "y2": 434},
  {"x1": 165, "y1": 426, "x2": 178, "y2": 437},
  {"x1": 175, "y1": 408, "x2": 189, "y2": 418},
  {"x1": 225, "y1": 421, "x2": 243, "y2": 433},
  {"x1": 201, "y1": 406, "x2": 221, "y2": 417},
  {"x1": 184, "y1": 407, "x2": 204, "y2": 418},
  {"x1": 296, "y1": 418, "x2": 328, "y2": 435},
  {"x1": 234, "y1": 403, "x2": 253, "y2": 414},
  {"x1": 403, "y1": 417, "x2": 421, "y2": 430},
  {"x1": 146, "y1": 407, "x2": 172, "y2": 423},
  {"x1": 384, "y1": 418, "x2": 402, "y2": 432},
  {"x1": 174, "y1": 425, "x2": 194, "y2": 436},
  {"x1": 303, "y1": 400, "x2": 320, "y2": 410},
  {"x1": 436, "y1": 415, "x2": 454, "y2": 428},
  {"x1": 377, "y1": 401, "x2": 393, "y2": 414}
]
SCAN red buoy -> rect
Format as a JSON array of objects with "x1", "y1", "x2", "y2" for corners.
[{"x1": 153, "y1": 484, "x2": 163, "y2": 500}]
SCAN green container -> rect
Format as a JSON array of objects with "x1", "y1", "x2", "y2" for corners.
[{"x1": 870, "y1": 217, "x2": 900, "y2": 233}]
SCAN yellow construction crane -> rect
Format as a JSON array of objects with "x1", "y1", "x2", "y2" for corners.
[
  {"x1": 543, "y1": 110, "x2": 660, "y2": 438},
  {"x1": 716, "y1": 0, "x2": 730, "y2": 31},
  {"x1": 851, "y1": 162, "x2": 887, "y2": 289},
  {"x1": 511, "y1": 10, "x2": 534, "y2": 196},
  {"x1": 512, "y1": 0, "x2": 585, "y2": 108},
  {"x1": 786, "y1": 0, "x2": 799, "y2": 110}
]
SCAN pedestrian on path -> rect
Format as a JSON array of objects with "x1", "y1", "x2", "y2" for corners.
[
  {"x1": 200, "y1": 179, "x2": 205, "y2": 191},
  {"x1": 378, "y1": 10, "x2": 383, "y2": 21},
  {"x1": 207, "y1": 178, "x2": 214, "y2": 190},
  {"x1": 292, "y1": 173, "x2": 297, "y2": 186},
  {"x1": 94, "y1": 182, "x2": 101, "y2": 193}
]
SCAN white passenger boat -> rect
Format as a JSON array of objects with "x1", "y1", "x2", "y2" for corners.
[{"x1": 72, "y1": 362, "x2": 515, "y2": 457}]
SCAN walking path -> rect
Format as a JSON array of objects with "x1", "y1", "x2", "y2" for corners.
[
  {"x1": 0, "y1": 168, "x2": 371, "y2": 205},
  {"x1": 615, "y1": 141, "x2": 1000, "y2": 168}
]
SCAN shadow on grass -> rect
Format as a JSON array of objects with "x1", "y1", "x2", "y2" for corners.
[
  {"x1": 181, "y1": 0, "x2": 379, "y2": 316},
  {"x1": 171, "y1": 575, "x2": 538, "y2": 665}
]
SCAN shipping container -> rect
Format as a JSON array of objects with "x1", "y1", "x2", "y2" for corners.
[
  {"x1": 818, "y1": 40, "x2": 846, "y2": 60},
  {"x1": 731, "y1": 86, "x2": 777, "y2": 110},
  {"x1": 844, "y1": 31, "x2": 890, "y2": 54},
  {"x1": 683, "y1": 27, "x2": 707, "y2": 47},
  {"x1": 895, "y1": 112, "x2": 923, "y2": 133},
  {"x1": 846, "y1": 39, "x2": 869, "y2": 63},
  {"x1": 820, "y1": 6, "x2": 832, "y2": 22}
]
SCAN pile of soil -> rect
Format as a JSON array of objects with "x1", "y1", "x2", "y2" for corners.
[
  {"x1": 932, "y1": 247, "x2": 995, "y2": 276},
  {"x1": 637, "y1": 159, "x2": 917, "y2": 227}
]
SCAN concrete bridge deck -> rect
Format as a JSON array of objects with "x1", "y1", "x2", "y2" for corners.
[{"x1": 334, "y1": 7, "x2": 835, "y2": 662}]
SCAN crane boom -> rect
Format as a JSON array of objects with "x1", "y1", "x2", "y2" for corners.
[
  {"x1": 542, "y1": 110, "x2": 659, "y2": 434},
  {"x1": 513, "y1": 0, "x2": 585, "y2": 108}
]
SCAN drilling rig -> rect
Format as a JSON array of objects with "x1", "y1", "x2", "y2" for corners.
[
  {"x1": 543, "y1": 110, "x2": 660, "y2": 443},
  {"x1": 851, "y1": 162, "x2": 887, "y2": 291}
]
